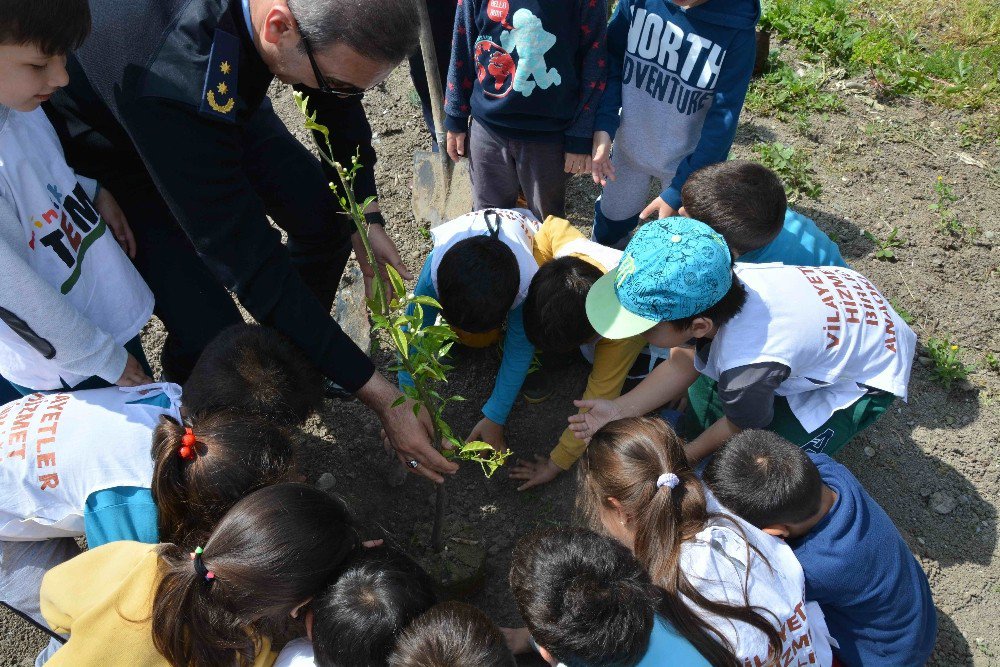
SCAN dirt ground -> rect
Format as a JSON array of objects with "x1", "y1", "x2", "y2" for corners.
[{"x1": 2, "y1": 59, "x2": 998, "y2": 666}]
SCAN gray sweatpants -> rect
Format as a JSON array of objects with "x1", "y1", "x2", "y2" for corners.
[
  {"x1": 468, "y1": 120, "x2": 569, "y2": 221},
  {"x1": 1, "y1": 538, "x2": 80, "y2": 627},
  {"x1": 598, "y1": 150, "x2": 669, "y2": 221}
]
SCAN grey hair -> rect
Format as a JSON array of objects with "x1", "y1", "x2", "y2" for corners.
[{"x1": 287, "y1": 0, "x2": 420, "y2": 63}]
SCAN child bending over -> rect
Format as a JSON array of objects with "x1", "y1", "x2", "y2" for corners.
[
  {"x1": 705, "y1": 431, "x2": 937, "y2": 666},
  {"x1": 389, "y1": 601, "x2": 516, "y2": 667},
  {"x1": 571, "y1": 218, "x2": 915, "y2": 461},
  {"x1": 579, "y1": 416, "x2": 834, "y2": 665},
  {"x1": 39, "y1": 483, "x2": 359, "y2": 666},
  {"x1": 504, "y1": 527, "x2": 711, "y2": 666},
  {"x1": 273, "y1": 545, "x2": 437, "y2": 666}
]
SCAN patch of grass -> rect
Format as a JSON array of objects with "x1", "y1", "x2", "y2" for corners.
[
  {"x1": 925, "y1": 338, "x2": 971, "y2": 390},
  {"x1": 864, "y1": 226, "x2": 905, "y2": 261},
  {"x1": 889, "y1": 298, "x2": 915, "y2": 325},
  {"x1": 761, "y1": 0, "x2": 1000, "y2": 118},
  {"x1": 986, "y1": 352, "x2": 999, "y2": 373},
  {"x1": 754, "y1": 142, "x2": 821, "y2": 201},
  {"x1": 928, "y1": 176, "x2": 963, "y2": 236},
  {"x1": 746, "y1": 54, "x2": 844, "y2": 117}
]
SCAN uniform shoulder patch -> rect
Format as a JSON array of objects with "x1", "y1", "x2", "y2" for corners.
[{"x1": 200, "y1": 28, "x2": 240, "y2": 122}]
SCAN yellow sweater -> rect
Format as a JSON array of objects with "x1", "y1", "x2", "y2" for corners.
[
  {"x1": 41, "y1": 541, "x2": 276, "y2": 667},
  {"x1": 532, "y1": 217, "x2": 646, "y2": 470}
]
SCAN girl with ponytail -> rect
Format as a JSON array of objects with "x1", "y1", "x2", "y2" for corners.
[
  {"x1": 578, "y1": 417, "x2": 833, "y2": 667},
  {"x1": 39, "y1": 483, "x2": 359, "y2": 667}
]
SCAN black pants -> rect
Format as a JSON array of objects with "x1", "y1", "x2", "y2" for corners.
[{"x1": 95, "y1": 100, "x2": 351, "y2": 382}]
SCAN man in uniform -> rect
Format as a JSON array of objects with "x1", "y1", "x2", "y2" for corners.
[{"x1": 46, "y1": 0, "x2": 457, "y2": 482}]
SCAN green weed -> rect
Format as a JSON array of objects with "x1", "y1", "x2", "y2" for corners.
[
  {"x1": 925, "y1": 338, "x2": 971, "y2": 390},
  {"x1": 928, "y1": 177, "x2": 962, "y2": 235},
  {"x1": 761, "y1": 0, "x2": 861, "y2": 67},
  {"x1": 986, "y1": 352, "x2": 999, "y2": 373},
  {"x1": 889, "y1": 298, "x2": 915, "y2": 326},
  {"x1": 864, "y1": 227, "x2": 905, "y2": 261},
  {"x1": 746, "y1": 54, "x2": 844, "y2": 117},
  {"x1": 754, "y1": 142, "x2": 821, "y2": 200}
]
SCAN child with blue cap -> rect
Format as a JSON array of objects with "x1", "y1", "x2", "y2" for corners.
[{"x1": 570, "y1": 217, "x2": 915, "y2": 462}]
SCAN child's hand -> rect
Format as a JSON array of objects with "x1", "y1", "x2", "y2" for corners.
[
  {"x1": 468, "y1": 416, "x2": 506, "y2": 454},
  {"x1": 446, "y1": 131, "x2": 466, "y2": 162},
  {"x1": 94, "y1": 188, "x2": 136, "y2": 258},
  {"x1": 567, "y1": 398, "x2": 621, "y2": 442},
  {"x1": 564, "y1": 152, "x2": 592, "y2": 175},
  {"x1": 116, "y1": 353, "x2": 153, "y2": 387},
  {"x1": 499, "y1": 627, "x2": 533, "y2": 655},
  {"x1": 639, "y1": 196, "x2": 677, "y2": 221},
  {"x1": 591, "y1": 131, "x2": 615, "y2": 186},
  {"x1": 509, "y1": 454, "x2": 562, "y2": 491}
]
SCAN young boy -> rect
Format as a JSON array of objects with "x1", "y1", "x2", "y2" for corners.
[
  {"x1": 570, "y1": 218, "x2": 916, "y2": 461},
  {"x1": 0, "y1": 0, "x2": 154, "y2": 395},
  {"x1": 273, "y1": 545, "x2": 437, "y2": 667},
  {"x1": 591, "y1": 0, "x2": 759, "y2": 247},
  {"x1": 704, "y1": 431, "x2": 937, "y2": 666},
  {"x1": 514, "y1": 217, "x2": 644, "y2": 490},
  {"x1": 389, "y1": 601, "x2": 516, "y2": 667},
  {"x1": 681, "y1": 160, "x2": 848, "y2": 267},
  {"x1": 444, "y1": 0, "x2": 608, "y2": 220},
  {"x1": 504, "y1": 527, "x2": 710, "y2": 666},
  {"x1": 400, "y1": 209, "x2": 541, "y2": 452}
]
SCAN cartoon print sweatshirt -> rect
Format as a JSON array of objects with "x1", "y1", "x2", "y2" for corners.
[
  {"x1": 444, "y1": 0, "x2": 608, "y2": 154},
  {"x1": 595, "y1": 0, "x2": 760, "y2": 209}
]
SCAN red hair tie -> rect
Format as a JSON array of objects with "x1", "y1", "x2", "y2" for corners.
[{"x1": 179, "y1": 427, "x2": 197, "y2": 461}]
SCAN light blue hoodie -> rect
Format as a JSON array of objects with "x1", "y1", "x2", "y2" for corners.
[{"x1": 596, "y1": 0, "x2": 760, "y2": 209}]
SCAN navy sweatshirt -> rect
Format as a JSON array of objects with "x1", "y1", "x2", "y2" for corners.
[
  {"x1": 596, "y1": 0, "x2": 759, "y2": 208},
  {"x1": 792, "y1": 455, "x2": 938, "y2": 666},
  {"x1": 444, "y1": 0, "x2": 608, "y2": 154}
]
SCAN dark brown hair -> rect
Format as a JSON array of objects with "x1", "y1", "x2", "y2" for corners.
[
  {"x1": 150, "y1": 412, "x2": 295, "y2": 546},
  {"x1": 681, "y1": 161, "x2": 787, "y2": 257},
  {"x1": 388, "y1": 601, "x2": 516, "y2": 667},
  {"x1": 0, "y1": 0, "x2": 90, "y2": 55},
  {"x1": 151, "y1": 483, "x2": 359, "y2": 667},
  {"x1": 183, "y1": 325, "x2": 324, "y2": 427},
  {"x1": 523, "y1": 256, "x2": 603, "y2": 352},
  {"x1": 579, "y1": 417, "x2": 782, "y2": 666}
]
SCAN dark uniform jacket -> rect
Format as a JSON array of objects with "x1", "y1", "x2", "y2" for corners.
[{"x1": 48, "y1": 0, "x2": 380, "y2": 391}]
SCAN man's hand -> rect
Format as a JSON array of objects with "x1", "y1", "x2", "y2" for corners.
[
  {"x1": 500, "y1": 627, "x2": 533, "y2": 655},
  {"x1": 116, "y1": 353, "x2": 152, "y2": 386},
  {"x1": 509, "y1": 454, "x2": 562, "y2": 491},
  {"x1": 357, "y1": 374, "x2": 458, "y2": 483},
  {"x1": 564, "y1": 152, "x2": 592, "y2": 175},
  {"x1": 639, "y1": 196, "x2": 677, "y2": 221},
  {"x1": 352, "y1": 215, "x2": 412, "y2": 300},
  {"x1": 567, "y1": 398, "x2": 622, "y2": 443},
  {"x1": 94, "y1": 188, "x2": 136, "y2": 258},
  {"x1": 446, "y1": 131, "x2": 467, "y2": 162},
  {"x1": 591, "y1": 131, "x2": 615, "y2": 186},
  {"x1": 468, "y1": 416, "x2": 506, "y2": 455}
]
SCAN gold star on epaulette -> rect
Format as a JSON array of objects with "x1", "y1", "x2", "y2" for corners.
[
  {"x1": 217, "y1": 82, "x2": 229, "y2": 95},
  {"x1": 220, "y1": 61, "x2": 232, "y2": 74}
]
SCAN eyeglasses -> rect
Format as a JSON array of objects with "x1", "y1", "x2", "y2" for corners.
[{"x1": 301, "y1": 33, "x2": 367, "y2": 97}]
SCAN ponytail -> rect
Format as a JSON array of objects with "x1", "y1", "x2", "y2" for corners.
[
  {"x1": 579, "y1": 417, "x2": 782, "y2": 666},
  {"x1": 150, "y1": 412, "x2": 295, "y2": 546},
  {"x1": 151, "y1": 483, "x2": 359, "y2": 667}
]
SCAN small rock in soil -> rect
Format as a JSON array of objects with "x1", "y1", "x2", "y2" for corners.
[
  {"x1": 930, "y1": 491, "x2": 957, "y2": 515},
  {"x1": 864, "y1": 446, "x2": 875, "y2": 458},
  {"x1": 316, "y1": 473, "x2": 336, "y2": 492}
]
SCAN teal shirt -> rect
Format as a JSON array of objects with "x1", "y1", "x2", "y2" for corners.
[
  {"x1": 739, "y1": 208, "x2": 848, "y2": 268},
  {"x1": 637, "y1": 616, "x2": 711, "y2": 667},
  {"x1": 82, "y1": 391, "x2": 170, "y2": 548}
]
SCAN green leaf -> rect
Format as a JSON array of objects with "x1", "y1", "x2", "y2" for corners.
[
  {"x1": 390, "y1": 328, "x2": 408, "y2": 358},
  {"x1": 387, "y1": 265, "x2": 406, "y2": 300},
  {"x1": 390, "y1": 395, "x2": 407, "y2": 408},
  {"x1": 411, "y1": 296, "x2": 442, "y2": 308},
  {"x1": 460, "y1": 440, "x2": 496, "y2": 453}
]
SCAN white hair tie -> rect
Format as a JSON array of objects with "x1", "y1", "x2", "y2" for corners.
[{"x1": 656, "y1": 472, "x2": 680, "y2": 490}]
